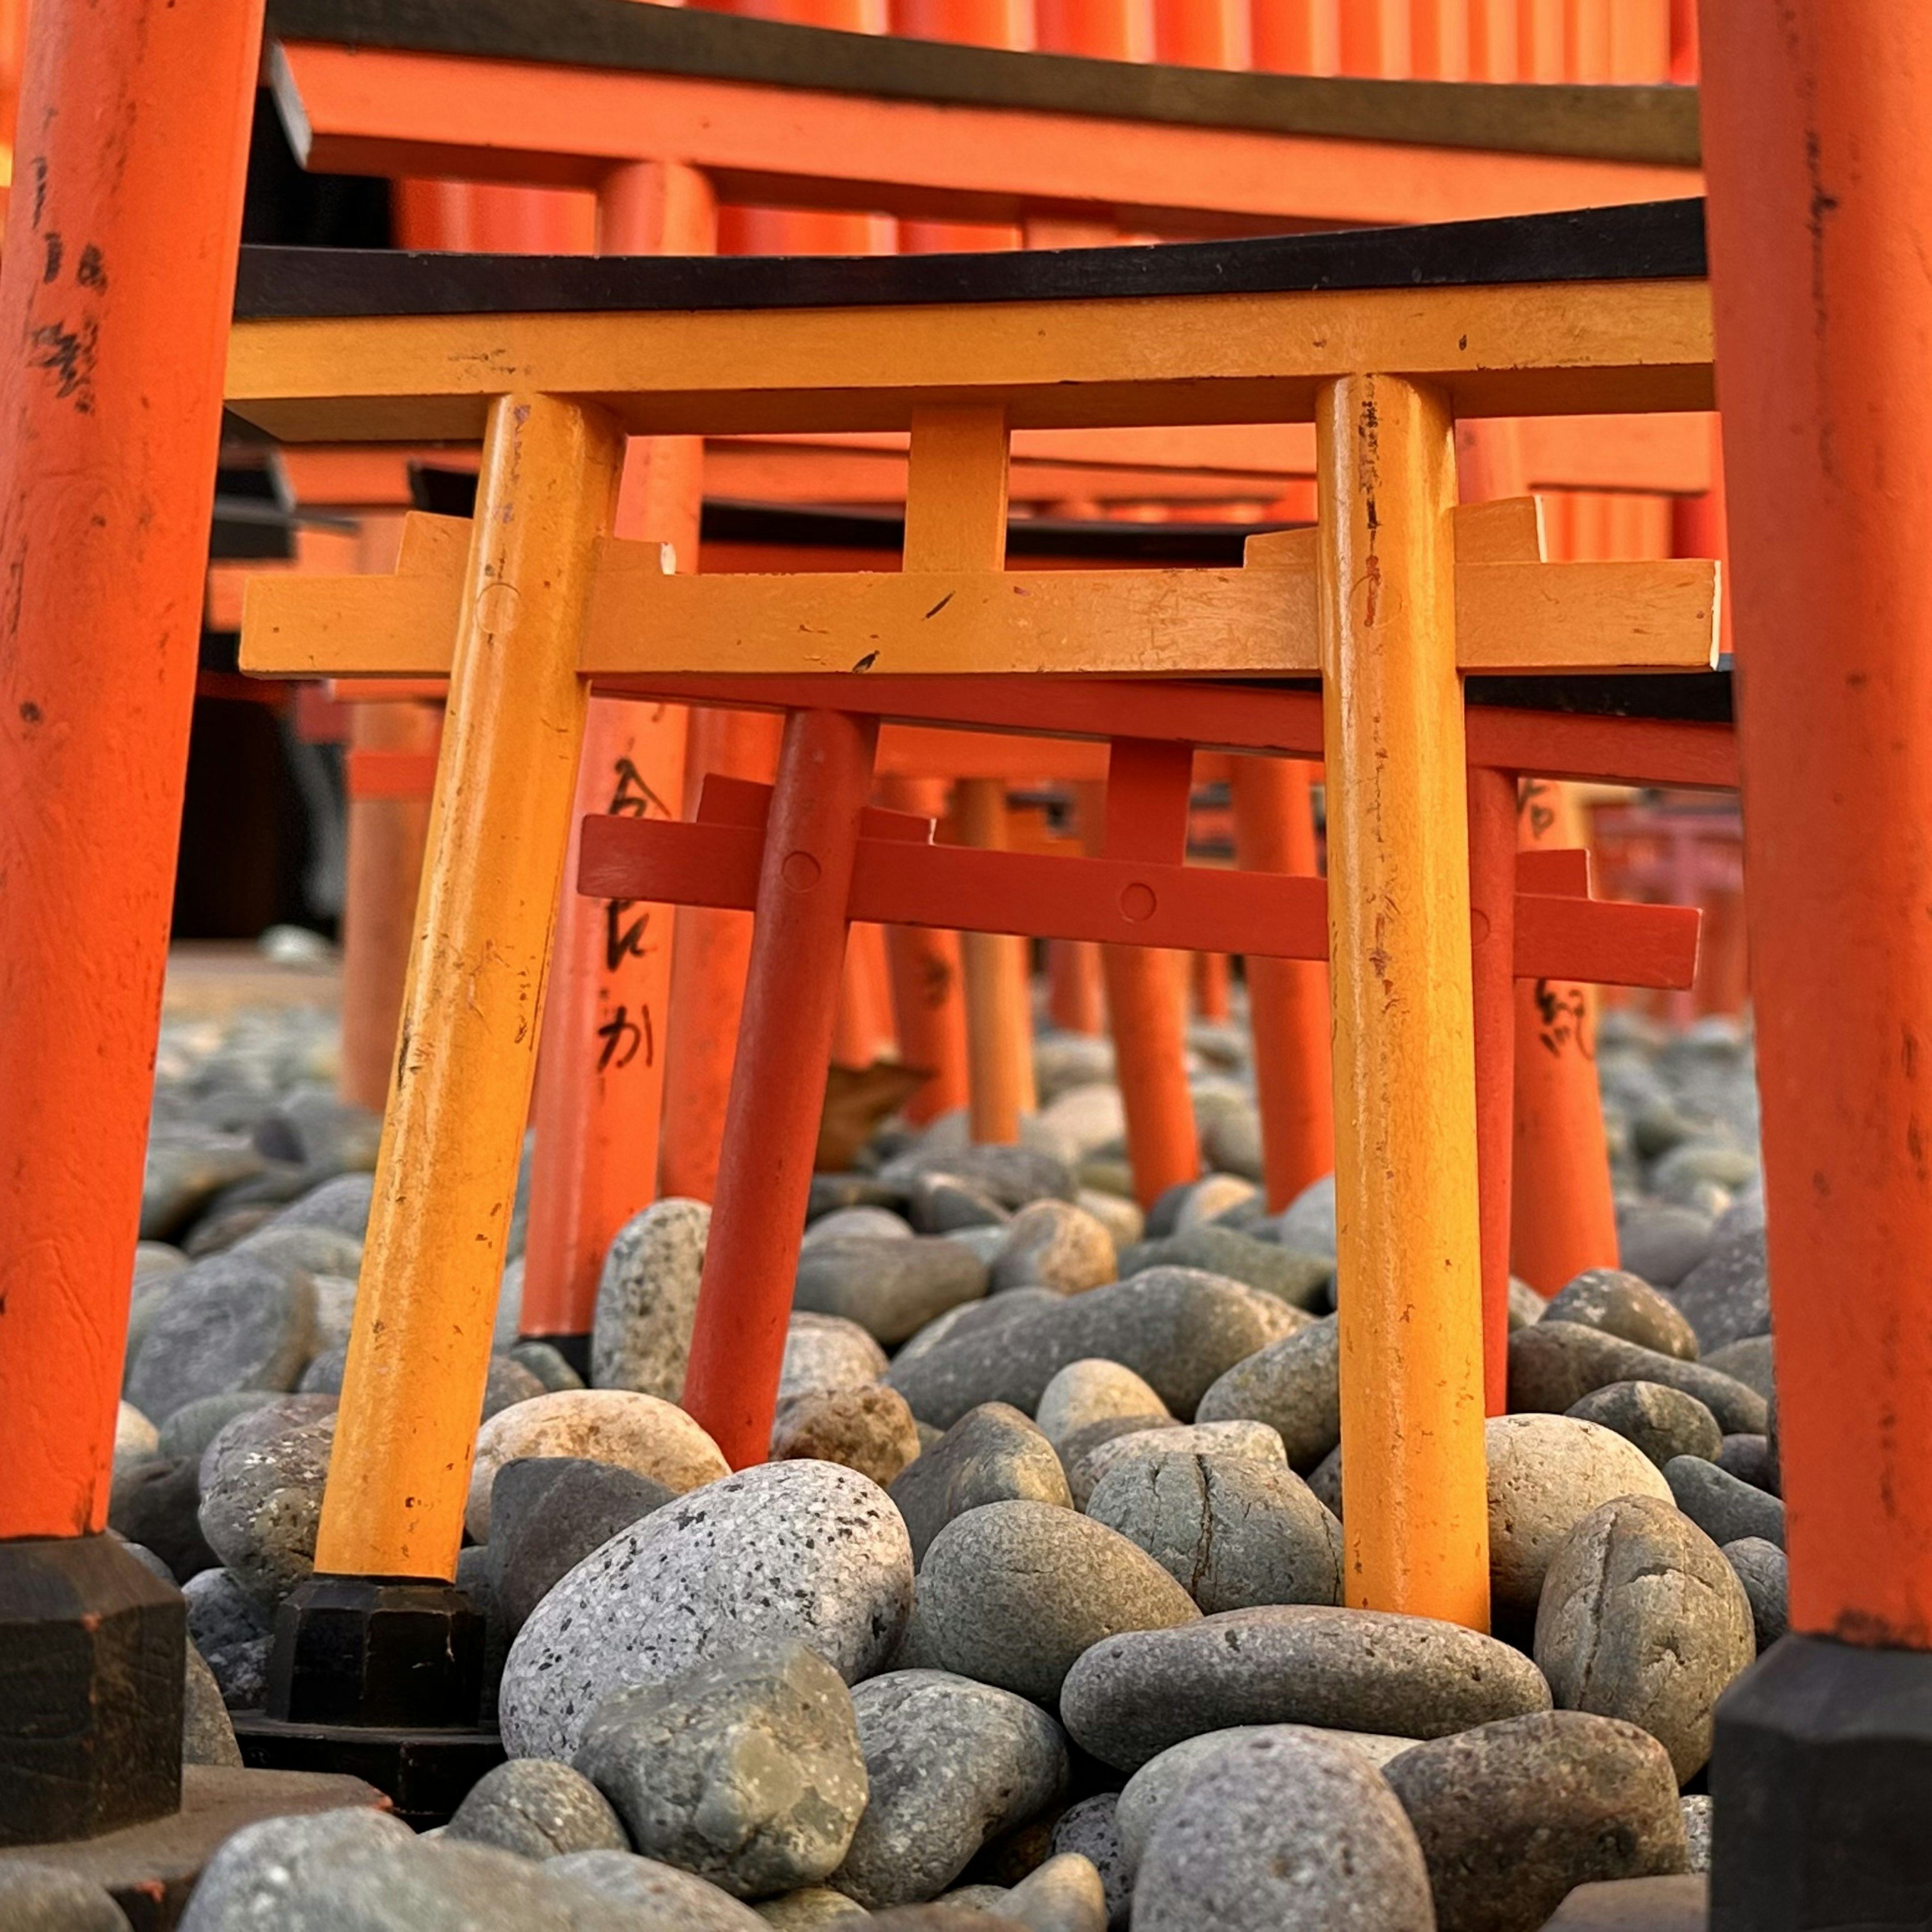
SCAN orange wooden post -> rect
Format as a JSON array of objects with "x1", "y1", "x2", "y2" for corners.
[
  {"x1": 1192, "y1": 949, "x2": 1233, "y2": 1023},
  {"x1": 0, "y1": 0, "x2": 262, "y2": 1840},
  {"x1": 1049, "y1": 938, "x2": 1108, "y2": 1034},
  {"x1": 1467, "y1": 764, "x2": 1520, "y2": 1414},
  {"x1": 958, "y1": 776, "x2": 1038, "y2": 1141},
  {"x1": 520, "y1": 160, "x2": 710, "y2": 1349},
  {"x1": 877, "y1": 773, "x2": 972, "y2": 1121},
  {"x1": 1230, "y1": 755, "x2": 1335, "y2": 1207},
  {"x1": 834, "y1": 921, "x2": 899, "y2": 1066},
  {"x1": 680, "y1": 709, "x2": 879, "y2": 1465},
  {"x1": 1699, "y1": 0, "x2": 1932, "y2": 1900}
]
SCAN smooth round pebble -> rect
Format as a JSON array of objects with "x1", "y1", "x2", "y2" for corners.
[
  {"x1": 1033, "y1": 1360, "x2": 1170, "y2": 1456},
  {"x1": 796, "y1": 1238, "x2": 991, "y2": 1346},
  {"x1": 0, "y1": 1862, "x2": 133, "y2": 1928},
  {"x1": 444, "y1": 1757, "x2": 628, "y2": 1860},
  {"x1": 548, "y1": 1850, "x2": 767, "y2": 1929},
  {"x1": 1722, "y1": 1537, "x2": 1790, "y2": 1650},
  {"x1": 1068, "y1": 1419, "x2": 1282, "y2": 1510},
  {"x1": 1544, "y1": 1269, "x2": 1700, "y2": 1360},
  {"x1": 1050, "y1": 1796, "x2": 1130, "y2": 1929},
  {"x1": 1192, "y1": 1317, "x2": 1339, "y2": 1470},
  {"x1": 1664, "y1": 1454, "x2": 1786, "y2": 1550},
  {"x1": 887, "y1": 1403, "x2": 1070, "y2": 1565},
  {"x1": 196, "y1": 1397, "x2": 338, "y2": 1607},
  {"x1": 992, "y1": 1200, "x2": 1117, "y2": 1295},
  {"x1": 489, "y1": 1457, "x2": 675, "y2": 1636},
  {"x1": 784, "y1": 1312, "x2": 890, "y2": 1399},
  {"x1": 1564, "y1": 1381, "x2": 1724, "y2": 1469},
  {"x1": 1508, "y1": 1322, "x2": 1767, "y2": 1435}
]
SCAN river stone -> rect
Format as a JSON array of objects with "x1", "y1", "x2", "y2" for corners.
[
  {"x1": 905, "y1": 1174, "x2": 1013, "y2": 1235},
  {"x1": 992, "y1": 1201, "x2": 1117, "y2": 1295},
  {"x1": 445, "y1": 1757, "x2": 628, "y2": 1860},
  {"x1": 184, "y1": 1643, "x2": 243, "y2": 1767},
  {"x1": 796, "y1": 1238, "x2": 990, "y2": 1346},
  {"x1": 1533, "y1": 1492, "x2": 1755, "y2": 1781},
  {"x1": 1173, "y1": 1174, "x2": 1257, "y2": 1232},
  {"x1": 888, "y1": 1268, "x2": 1298, "y2": 1431},
  {"x1": 994, "y1": 1854, "x2": 1106, "y2": 1932},
  {"x1": 784, "y1": 1312, "x2": 890, "y2": 1397},
  {"x1": 109, "y1": 1455, "x2": 218, "y2": 1582},
  {"x1": 773, "y1": 1385, "x2": 923, "y2": 1488},
  {"x1": 1074, "y1": 1189, "x2": 1142, "y2": 1253},
  {"x1": 1085, "y1": 1453, "x2": 1343, "y2": 1614},
  {"x1": 141, "y1": 1130, "x2": 266, "y2": 1241},
  {"x1": 1192, "y1": 1316, "x2": 1339, "y2": 1470},
  {"x1": 1682, "y1": 1794, "x2": 1713, "y2": 1873},
  {"x1": 489, "y1": 1456, "x2": 676, "y2": 1636},
  {"x1": 1050, "y1": 1798, "x2": 1128, "y2": 1930},
  {"x1": 1132, "y1": 1727, "x2": 1433, "y2": 1932},
  {"x1": 1509, "y1": 1279, "x2": 1547, "y2": 1329},
  {"x1": 273, "y1": 1171, "x2": 375, "y2": 1237},
  {"x1": 501, "y1": 1460, "x2": 914, "y2": 1760},
  {"x1": 116, "y1": 1402, "x2": 159, "y2": 1460},
  {"x1": 1564, "y1": 1382, "x2": 1724, "y2": 1470},
  {"x1": 0, "y1": 1863, "x2": 133, "y2": 1928},
  {"x1": 124, "y1": 1251, "x2": 319, "y2": 1421},
  {"x1": 887, "y1": 1404, "x2": 1072, "y2": 1564},
  {"x1": 1308, "y1": 1444, "x2": 1343, "y2": 1517},
  {"x1": 897, "y1": 1292, "x2": 1061, "y2": 1365},
  {"x1": 547, "y1": 1851, "x2": 768, "y2": 1929},
  {"x1": 1670, "y1": 1231, "x2": 1772, "y2": 1354},
  {"x1": 157, "y1": 1391, "x2": 279, "y2": 1462},
  {"x1": 1068, "y1": 1420, "x2": 1284, "y2": 1509},
  {"x1": 590, "y1": 1197, "x2": 710, "y2": 1400},
  {"x1": 511, "y1": 1340, "x2": 586, "y2": 1392},
  {"x1": 1616, "y1": 1201, "x2": 1713, "y2": 1287},
  {"x1": 176, "y1": 1805, "x2": 417, "y2": 1927},
  {"x1": 1716, "y1": 1433, "x2": 1777, "y2": 1491},
  {"x1": 1664, "y1": 1455, "x2": 1786, "y2": 1550},
  {"x1": 1118, "y1": 1224, "x2": 1330, "y2": 1313},
  {"x1": 1543, "y1": 1270, "x2": 1700, "y2": 1360},
  {"x1": 232, "y1": 1220, "x2": 365, "y2": 1282},
  {"x1": 1034, "y1": 1360, "x2": 1170, "y2": 1455},
  {"x1": 1723, "y1": 1537, "x2": 1789, "y2": 1650},
  {"x1": 182, "y1": 1565, "x2": 273, "y2": 1707},
  {"x1": 902, "y1": 1500, "x2": 1199, "y2": 1705},
  {"x1": 829, "y1": 1671, "x2": 1068, "y2": 1909},
  {"x1": 1703, "y1": 1335, "x2": 1776, "y2": 1403},
  {"x1": 1508, "y1": 1322, "x2": 1767, "y2": 1434},
  {"x1": 759, "y1": 1889, "x2": 871, "y2": 1924},
  {"x1": 867, "y1": 1913, "x2": 1027, "y2": 1931},
  {"x1": 1486, "y1": 1414, "x2": 1673, "y2": 1622},
  {"x1": 465, "y1": 1389, "x2": 728, "y2": 1540},
  {"x1": 196, "y1": 1397, "x2": 338, "y2": 1607},
  {"x1": 573, "y1": 1639, "x2": 867, "y2": 1897},
  {"x1": 805, "y1": 1206, "x2": 915, "y2": 1246},
  {"x1": 882, "y1": 1144, "x2": 1077, "y2": 1211},
  {"x1": 1060, "y1": 1605, "x2": 1552, "y2": 1770},
  {"x1": 1382, "y1": 1710, "x2": 1688, "y2": 1932}
]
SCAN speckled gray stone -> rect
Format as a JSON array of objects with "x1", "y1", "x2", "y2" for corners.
[
  {"x1": 992, "y1": 1201, "x2": 1117, "y2": 1295},
  {"x1": 1664, "y1": 1455, "x2": 1786, "y2": 1550},
  {"x1": 1116, "y1": 1226, "x2": 1329, "y2": 1313},
  {"x1": 1486, "y1": 1414, "x2": 1672, "y2": 1622},
  {"x1": 886, "y1": 1269, "x2": 1299, "y2": 1430},
  {"x1": 1509, "y1": 1280, "x2": 1547, "y2": 1330},
  {"x1": 156, "y1": 1391, "x2": 279, "y2": 1462},
  {"x1": 273, "y1": 1171, "x2": 375, "y2": 1237},
  {"x1": 796, "y1": 1238, "x2": 990, "y2": 1346},
  {"x1": 183, "y1": 1643, "x2": 243, "y2": 1767},
  {"x1": 784, "y1": 1312, "x2": 890, "y2": 1398},
  {"x1": 1085, "y1": 1453, "x2": 1343, "y2": 1614},
  {"x1": 1722, "y1": 1537, "x2": 1789, "y2": 1651},
  {"x1": 0, "y1": 1863, "x2": 131, "y2": 1929},
  {"x1": 1564, "y1": 1382, "x2": 1724, "y2": 1470},
  {"x1": 489, "y1": 1456, "x2": 675, "y2": 1636},
  {"x1": 182, "y1": 1565, "x2": 272, "y2": 1707},
  {"x1": 901, "y1": 1500, "x2": 1199, "y2": 1704},
  {"x1": 124, "y1": 1252, "x2": 319, "y2": 1421},
  {"x1": 547, "y1": 1850, "x2": 768, "y2": 1929},
  {"x1": 573, "y1": 1640, "x2": 865, "y2": 1897},
  {"x1": 1543, "y1": 1270, "x2": 1700, "y2": 1360},
  {"x1": 1616, "y1": 1202, "x2": 1713, "y2": 1287},
  {"x1": 500, "y1": 1460, "x2": 914, "y2": 1762},
  {"x1": 1033, "y1": 1361, "x2": 1169, "y2": 1455},
  {"x1": 1533, "y1": 1493, "x2": 1755, "y2": 1782},
  {"x1": 1131, "y1": 1727, "x2": 1433, "y2": 1932},
  {"x1": 175, "y1": 1806, "x2": 416, "y2": 1928},
  {"x1": 1050, "y1": 1797, "x2": 1129, "y2": 1929},
  {"x1": 1191, "y1": 1316, "x2": 1339, "y2": 1470},
  {"x1": 887, "y1": 1404, "x2": 1071, "y2": 1564},
  {"x1": 773, "y1": 1385, "x2": 923, "y2": 1488},
  {"x1": 895, "y1": 1292, "x2": 1060, "y2": 1366},
  {"x1": 1061, "y1": 1605, "x2": 1552, "y2": 1771},
  {"x1": 196, "y1": 1396, "x2": 338, "y2": 1607},
  {"x1": 1681, "y1": 1795, "x2": 1712, "y2": 1874},
  {"x1": 829, "y1": 1671, "x2": 1067, "y2": 1909},
  {"x1": 1508, "y1": 1322, "x2": 1767, "y2": 1434},
  {"x1": 591, "y1": 1197, "x2": 711, "y2": 1400},
  {"x1": 1670, "y1": 1230, "x2": 1772, "y2": 1354},
  {"x1": 1068, "y1": 1420, "x2": 1284, "y2": 1510},
  {"x1": 445, "y1": 1757, "x2": 628, "y2": 1860},
  {"x1": 1382, "y1": 1710, "x2": 1688, "y2": 1932}
]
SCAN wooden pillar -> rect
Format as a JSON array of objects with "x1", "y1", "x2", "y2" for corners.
[
  {"x1": 959, "y1": 778, "x2": 1037, "y2": 1141},
  {"x1": 878, "y1": 773, "x2": 971, "y2": 1122},
  {"x1": 1231, "y1": 755, "x2": 1335, "y2": 1208},
  {"x1": 1317, "y1": 372, "x2": 1489, "y2": 1630},
  {"x1": 1467, "y1": 764, "x2": 1519, "y2": 1415},
  {"x1": 1048, "y1": 938, "x2": 1108, "y2": 1035},
  {"x1": 834, "y1": 922, "x2": 898, "y2": 1067},
  {"x1": 1699, "y1": 0, "x2": 1932, "y2": 1907},
  {"x1": 315, "y1": 393, "x2": 625, "y2": 1582},
  {"x1": 1192, "y1": 949, "x2": 1232, "y2": 1023}
]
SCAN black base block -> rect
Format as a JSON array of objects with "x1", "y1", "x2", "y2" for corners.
[
  {"x1": 267, "y1": 1574, "x2": 484, "y2": 1728},
  {"x1": 1712, "y1": 1632, "x2": 1932, "y2": 1930},
  {"x1": 0, "y1": 1534, "x2": 183, "y2": 1846},
  {"x1": 231, "y1": 1713, "x2": 503, "y2": 1829}
]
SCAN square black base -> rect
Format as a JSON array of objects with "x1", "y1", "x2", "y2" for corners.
[
  {"x1": 0, "y1": 1534, "x2": 183, "y2": 1845},
  {"x1": 231, "y1": 1712, "x2": 503, "y2": 1829},
  {"x1": 1712, "y1": 1631, "x2": 1932, "y2": 1930},
  {"x1": 268, "y1": 1574, "x2": 484, "y2": 1728}
]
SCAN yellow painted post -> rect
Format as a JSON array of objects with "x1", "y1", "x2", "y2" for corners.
[
  {"x1": 314, "y1": 392, "x2": 625, "y2": 1582},
  {"x1": 1317, "y1": 372, "x2": 1491, "y2": 1632}
]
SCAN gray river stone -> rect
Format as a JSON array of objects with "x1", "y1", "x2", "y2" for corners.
[
  {"x1": 182, "y1": 1565, "x2": 273, "y2": 1708},
  {"x1": 1616, "y1": 1201, "x2": 1713, "y2": 1287},
  {"x1": 902, "y1": 1500, "x2": 1199, "y2": 1704},
  {"x1": 196, "y1": 1396, "x2": 338, "y2": 1607},
  {"x1": 1131, "y1": 1727, "x2": 1434, "y2": 1932},
  {"x1": 488, "y1": 1456, "x2": 676, "y2": 1636},
  {"x1": 1534, "y1": 1493, "x2": 1755, "y2": 1781},
  {"x1": 124, "y1": 1251, "x2": 318, "y2": 1421},
  {"x1": 593, "y1": 1197, "x2": 711, "y2": 1401},
  {"x1": 547, "y1": 1851, "x2": 768, "y2": 1929},
  {"x1": 1507, "y1": 1322, "x2": 1768, "y2": 1434},
  {"x1": 887, "y1": 1403, "x2": 1071, "y2": 1565},
  {"x1": 1275, "y1": 1174, "x2": 1338, "y2": 1259},
  {"x1": 991, "y1": 1201, "x2": 1117, "y2": 1295},
  {"x1": 1085, "y1": 1453, "x2": 1343, "y2": 1613},
  {"x1": 1565, "y1": 1381, "x2": 1724, "y2": 1469},
  {"x1": 273, "y1": 1172, "x2": 375, "y2": 1238},
  {"x1": 804, "y1": 1207, "x2": 915, "y2": 1246},
  {"x1": 1716, "y1": 1433, "x2": 1777, "y2": 1491},
  {"x1": 1067, "y1": 1420, "x2": 1283, "y2": 1510},
  {"x1": 1061, "y1": 1605, "x2": 1552, "y2": 1770},
  {"x1": 1117, "y1": 1226, "x2": 1329, "y2": 1313},
  {"x1": 883, "y1": 1145, "x2": 1077, "y2": 1210},
  {"x1": 772, "y1": 1385, "x2": 923, "y2": 1489},
  {"x1": 573, "y1": 1640, "x2": 867, "y2": 1897},
  {"x1": 1033, "y1": 1361, "x2": 1170, "y2": 1454},
  {"x1": 183, "y1": 1643, "x2": 244, "y2": 1767},
  {"x1": 1192, "y1": 1316, "x2": 1340, "y2": 1470},
  {"x1": 500, "y1": 1460, "x2": 914, "y2": 1761},
  {"x1": 829, "y1": 1671, "x2": 1067, "y2": 1909},
  {"x1": 1050, "y1": 1797, "x2": 1129, "y2": 1929},
  {"x1": 109, "y1": 1456, "x2": 218, "y2": 1582},
  {"x1": 1703, "y1": 1335, "x2": 1776, "y2": 1404},
  {"x1": 886, "y1": 1269, "x2": 1300, "y2": 1430},
  {"x1": 898, "y1": 1291, "x2": 1061, "y2": 1365},
  {"x1": 1665, "y1": 1455, "x2": 1786, "y2": 1550},
  {"x1": 173, "y1": 1807, "x2": 415, "y2": 1929},
  {"x1": 157, "y1": 1391, "x2": 279, "y2": 1463},
  {"x1": 232, "y1": 1221, "x2": 365, "y2": 1282},
  {"x1": 783, "y1": 1312, "x2": 890, "y2": 1399},
  {"x1": 796, "y1": 1237, "x2": 990, "y2": 1346},
  {"x1": 1382, "y1": 1710, "x2": 1688, "y2": 1932},
  {"x1": 0, "y1": 1863, "x2": 134, "y2": 1929},
  {"x1": 444, "y1": 1757, "x2": 629, "y2": 1860},
  {"x1": 1543, "y1": 1270, "x2": 1700, "y2": 1360},
  {"x1": 1723, "y1": 1537, "x2": 1790, "y2": 1651},
  {"x1": 1670, "y1": 1231, "x2": 1772, "y2": 1354}
]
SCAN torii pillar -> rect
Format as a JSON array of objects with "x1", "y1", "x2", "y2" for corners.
[{"x1": 1700, "y1": 0, "x2": 1932, "y2": 1917}]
